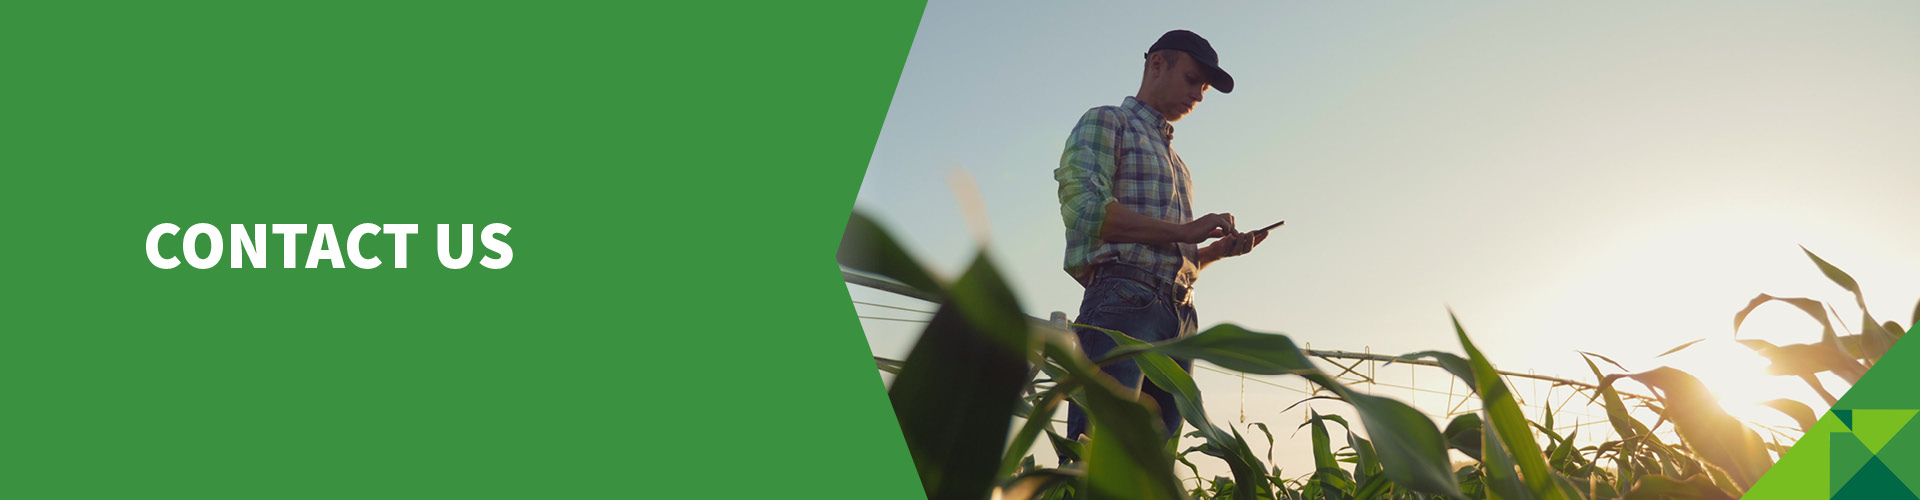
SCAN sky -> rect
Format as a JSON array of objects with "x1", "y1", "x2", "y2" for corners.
[{"x1": 848, "y1": 0, "x2": 1920, "y2": 482}]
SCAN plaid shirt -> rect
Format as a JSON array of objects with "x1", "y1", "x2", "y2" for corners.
[{"x1": 1055, "y1": 96, "x2": 1197, "y2": 288}]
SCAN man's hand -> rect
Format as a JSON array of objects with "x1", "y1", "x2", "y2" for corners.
[
  {"x1": 1100, "y1": 202, "x2": 1239, "y2": 245},
  {"x1": 1209, "y1": 230, "x2": 1266, "y2": 257},
  {"x1": 1180, "y1": 213, "x2": 1237, "y2": 244},
  {"x1": 1196, "y1": 230, "x2": 1268, "y2": 269}
]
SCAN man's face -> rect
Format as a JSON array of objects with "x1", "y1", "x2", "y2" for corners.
[{"x1": 1148, "y1": 52, "x2": 1210, "y2": 122}]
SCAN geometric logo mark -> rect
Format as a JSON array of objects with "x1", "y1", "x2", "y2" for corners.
[{"x1": 1831, "y1": 409, "x2": 1920, "y2": 499}]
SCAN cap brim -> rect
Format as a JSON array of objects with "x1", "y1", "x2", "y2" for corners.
[{"x1": 1198, "y1": 61, "x2": 1235, "y2": 94}]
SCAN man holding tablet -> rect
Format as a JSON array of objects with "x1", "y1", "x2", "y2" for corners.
[{"x1": 1053, "y1": 29, "x2": 1270, "y2": 452}]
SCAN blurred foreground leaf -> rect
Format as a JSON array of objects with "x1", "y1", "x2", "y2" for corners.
[
  {"x1": 839, "y1": 212, "x2": 944, "y2": 296},
  {"x1": 887, "y1": 254, "x2": 1032, "y2": 500}
]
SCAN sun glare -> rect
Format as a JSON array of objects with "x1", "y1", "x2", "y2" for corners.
[
  {"x1": 1666, "y1": 304, "x2": 1848, "y2": 437},
  {"x1": 1534, "y1": 215, "x2": 1864, "y2": 438},
  {"x1": 1675, "y1": 340, "x2": 1803, "y2": 423}
]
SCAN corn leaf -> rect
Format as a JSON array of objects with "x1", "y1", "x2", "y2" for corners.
[
  {"x1": 1737, "y1": 340, "x2": 1867, "y2": 383},
  {"x1": 1802, "y1": 246, "x2": 1861, "y2": 299},
  {"x1": 1733, "y1": 294, "x2": 1836, "y2": 345},
  {"x1": 1135, "y1": 324, "x2": 1465, "y2": 499},
  {"x1": 1548, "y1": 427, "x2": 1578, "y2": 471},
  {"x1": 1453, "y1": 311, "x2": 1568, "y2": 500},
  {"x1": 887, "y1": 255, "x2": 1032, "y2": 500},
  {"x1": 1860, "y1": 317, "x2": 1899, "y2": 366},
  {"x1": 1131, "y1": 324, "x2": 1319, "y2": 376},
  {"x1": 1028, "y1": 338, "x2": 1186, "y2": 499},
  {"x1": 1758, "y1": 398, "x2": 1817, "y2": 433},
  {"x1": 1309, "y1": 410, "x2": 1340, "y2": 473},
  {"x1": 1352, "y1": 474, "x2": 1392, "y2": 500},
  {"x1": 1045, "y1": 427, "x2": 1084, "y2": 463},
  {"x1": 1799, "y1": 247, "x2": 1900, "y2": 364},
  {"x1": 1248, "y1": 422, "x2": 1276, "y2": 464},
  {"x1": 1480, "y1": 424, "x2": 1535, "y2": 500},
  {"x1": 1193, "y1": 436, "x2": 1278, "y2": 500},
  {"x1": 1079, "y1": 379, "x2": 1187, "y2": 500},
  {"x1": 1349, "y1": 433, "x2": 1383, "y2": 487},
  {"x1": 1656, "y1": 339, "x2": 1705, "y2": 358},
  {"x1": 1136, "y1": 346, "x2": 1274, "y2": 496},
  {"x1": 1623, "y1": 474, "x2": 1733, "y2": 500},
  {"x1": 1092, "y1": 326, "x2": 1275, "y2": 500},
  {"x1": 1801, "y1": 374, "x2": 1840, "y2": 405},
  {"x1": 1392, "y1": 351, "x2": 1478, "y2": 392},
  {"x1": 1001, "y1": 469, "x2": 1080, "y2": 500},
  {"x1": 838, "y1": 212, "x2": 943, "y2": 297},
  {"x1": 1444, "y1": 414, "x2": 1484, "y2": 462},
  {"x1": 1338, "y1": 392, "x2": 1466, "y2": 499},
  {"x1": 1578, "y1": 351, "x2": 1630, "y2": 372},
  {"x1": 1609, "y1": 367, "x2": 1771, "y2": 492},
  {"x1": 1000, "y1": 390, "x2": 1067, "y2": 478}
]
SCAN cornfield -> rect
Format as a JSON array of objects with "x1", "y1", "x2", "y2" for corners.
[{"x1": 840, "y1": 212, "x2": 1917, "y2": 500}]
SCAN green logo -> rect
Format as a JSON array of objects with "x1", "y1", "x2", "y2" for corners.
[{"x1": 1830, "y1": 410, "x2": 1920, "y2": 498}]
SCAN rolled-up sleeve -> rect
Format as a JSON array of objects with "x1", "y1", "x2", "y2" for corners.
[{"x1": 1055, "y1": 108, "x2": 1121, "y2": 237}]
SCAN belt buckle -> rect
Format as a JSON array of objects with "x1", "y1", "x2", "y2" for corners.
[{"x1": 1168, "y1": 283, "x2": 1191, "y2": 305}]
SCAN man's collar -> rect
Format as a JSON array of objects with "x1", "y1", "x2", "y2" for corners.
[{"x1": 1122, "y1": 96, "x2": 1175, "y2": 142}]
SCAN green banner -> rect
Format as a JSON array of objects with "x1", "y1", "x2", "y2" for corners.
[{"x1": 5, "y1": 1, "x2": 926, "y2": 497}]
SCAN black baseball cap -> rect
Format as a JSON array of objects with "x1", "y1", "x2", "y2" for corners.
[{"x1": 1147, "y1": 30, "x2": 1234, "y2": 93}]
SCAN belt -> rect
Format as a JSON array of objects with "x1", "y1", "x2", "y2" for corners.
[{"x1": 1092, "y1": 264, "x2": 1192, "y2": 305}]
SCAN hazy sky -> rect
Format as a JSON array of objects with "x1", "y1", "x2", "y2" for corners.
[{"x1": 850, "y1": 0, "x2": 1920, "y2": 480}]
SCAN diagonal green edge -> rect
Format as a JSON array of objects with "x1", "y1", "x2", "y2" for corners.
[
  {"x1": 1746, "y1": 323, "x2": 1920, "y2": 498},
  {"x1": 823, "y1": 1, "x2": 941, "y2": 499}
]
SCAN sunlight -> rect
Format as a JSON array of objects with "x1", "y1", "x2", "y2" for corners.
[
  {"x1": 1674, "y1": 339, "x2": 1805, "y2": 427},
  {"x1": 1663, "y1": 305, "x2": 1851, "y2": 437},
  {"x1": 1536, "y1": 215, "x2": 1860, "y2": 437}
]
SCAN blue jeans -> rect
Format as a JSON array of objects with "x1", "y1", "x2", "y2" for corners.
[{"x1": 1062, "y1": 267, "x2": 1197, "y2": 458}]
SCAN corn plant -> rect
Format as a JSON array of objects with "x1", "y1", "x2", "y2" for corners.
[
  {"x1": 1723, "y1": 247, "x2": 1915, "y2": 405},
  {"x1": 843, "y1": 212, "x2": 1459, "y2": 500},
  {"x1": 841, "y1": 212, "x2": 1909, "y2": 500}
]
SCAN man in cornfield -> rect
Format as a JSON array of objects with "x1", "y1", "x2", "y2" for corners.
[{"x1": 1054, "y1": 29, "x2": 1267, "y2": 459}]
